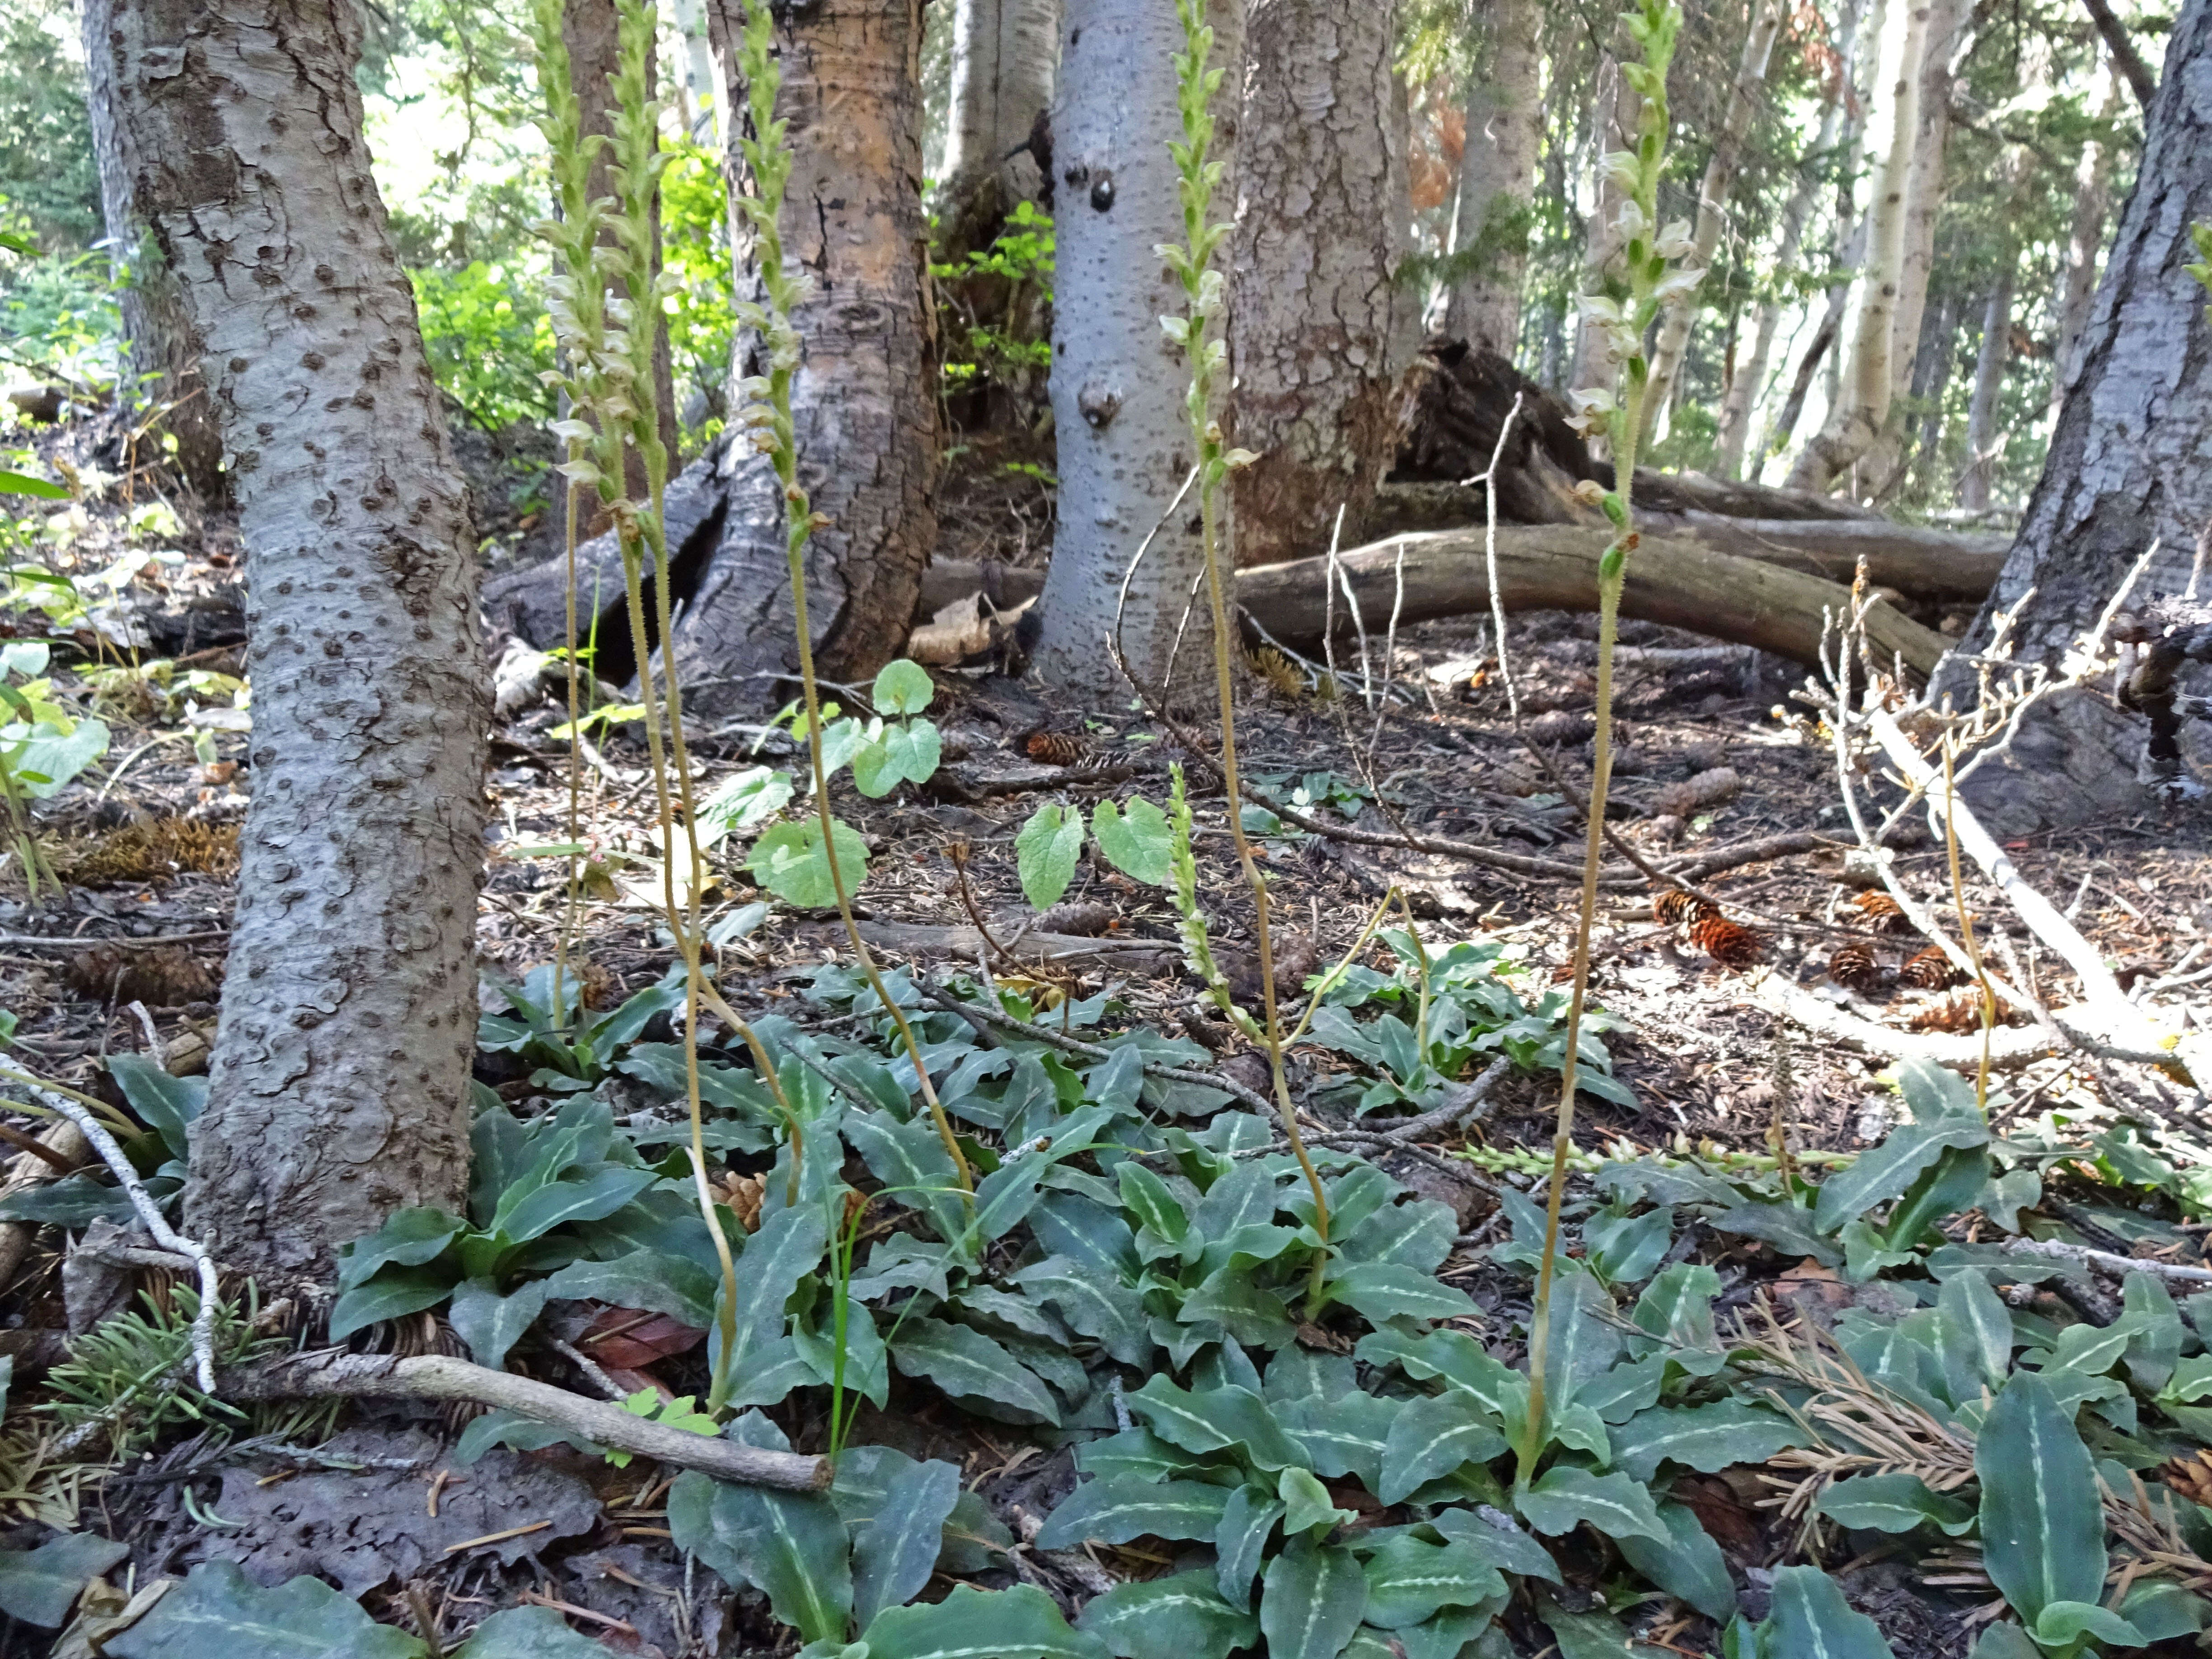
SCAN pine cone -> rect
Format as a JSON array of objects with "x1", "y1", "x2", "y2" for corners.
[
  {"x1": 1898, "y1": 946, "x2": 1964, "y2": 989},
  {"x1": 1688, "y1": 915, "x2": 1765, "y2": 968},
  {"x1": 2163, "y1": 1452, "x2": 2212, "y2": 1508},
  {"x1": 1906, "y1": 992, "x2": 1984, "y2": 1034},
  {"x1": 1035, "y1": 899, "x2": 1118, "y2": 937},
  {"x1": 1652, "y1": 766, "x2": 1740, "y2": 818},
  {"x1": 1653, "y1": 889, "x2": 1719, "y2": 928},
  {"x1": 1849, "y1": 891, "x2": 1915, "y2": 934},
  {"x1": 1826, "y1": 941, "x2": 1882, "y2": 993},
  {"x1": 1025, "y1": 731, "x2": 1087, "y2": 768}
]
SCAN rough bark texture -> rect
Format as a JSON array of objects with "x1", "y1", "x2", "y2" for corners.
[
  {"x1": 1226, "y1": 0, "x2": 1413, "y2": 569},
  {"x1": 94, "y1": 0, "x2": 485, "y2": 1272},
  {"x1": 1032, "y1": 0, "x2": 1244, "y2": 698},
  {"x1": 1641, "y1": 0, "x2": 1782, "y2": 448},
  {"x1": 679, "y1": 0, "x2": 936, "y2": 711},
  {"x1": 1945, "y1": 0, "x2": 2212, "y2": 829},
  {"x1": 1442, "y1": 0, "x2": 1540, "y2": 357},
  {"x1": 1715, "y1": 0, "x2": 1864, "y2": 478},
  {"x1": 2048, "y1": 59, "x2": 2123, "y2": 425},
  {"x1": 79, "y1": 0, "x2": 225, "y2": 496},
  {"x1": 1886, "y1": 0, "x2": 1971, "y2": 411},
  {"x1": 1789, "y1": 0, "x2": 1932, "y2": 492}
]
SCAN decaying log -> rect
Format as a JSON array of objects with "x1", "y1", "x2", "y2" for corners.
[{"x1": 1236, "y1": 525, "x2": 1953, "y2": 677}]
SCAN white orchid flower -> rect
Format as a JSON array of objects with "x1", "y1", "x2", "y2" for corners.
[{"x1": 1654, "y1": 220, "x2": 1697, "y2": 261}]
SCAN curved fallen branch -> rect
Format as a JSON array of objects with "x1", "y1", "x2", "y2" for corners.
[
  {"x1": 1754, "y1": 977, "x2": 2056, "y2": 1072},
  {"x1": 220, "y1": 1350, "x2": 832, "y2": 1490},
  {"x1": 2001, "y1": 1236, "x2": 2212, "y2": 1285}
]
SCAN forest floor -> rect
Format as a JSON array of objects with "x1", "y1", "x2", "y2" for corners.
[{"x1": 0, "y1": 417, "x2": 2209, "y2": 1657}]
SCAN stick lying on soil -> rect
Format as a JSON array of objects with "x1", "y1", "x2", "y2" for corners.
[{"x1": 221, "y1": 1351, "x2": 832, "y2": 1490}]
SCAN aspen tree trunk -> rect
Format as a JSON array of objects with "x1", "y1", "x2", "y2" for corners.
[
  {"x1": 1714, "y1": 0, "x2": 1865, "y2": 478},
  {"x1": 1639, "y1": 0, "x2": 1783, "y2": 449},
  {"x1": 1228, "y1": 0, "x2": 1413, "y2": 569},
  {"x1": 1787, "y1": 0, "x2": 1933, "y2": 492},
  {"x1": 1567, "y1": 50, "x2": 1640, "y2": 399},
  {"x1": 1442, "y1": 0, "x2": 1540, "y2": 357},
  {"x1": 92, "y1": 0, "x2": 485, "y2": 1273},
  {"x1": 558, "y1": 0, "x2": 680, "y2": 543},
  {"x1": 1885, "y1": 0, "x2": 1971, "y2": 411},
  {"x1": 670, "y1": 0, "x2": 722, "y2": 144},
  {"x1": 1032, "y1": 0, "x2": 1244, "y2": 697},
  {"x1": 2047, "y1": 58, "x2": 2123, "y2": 425},
  {"x1": 1945, "y1": 0, "x2": 2212, "y2": 831},
  {"x1": 1956, "y1": 272, "x2": 2011, "y2": 510},
  {"x1": 942, "y1": 0, "x2": 1058, "y2": 189},
  {"x1": 680, "y1": 0, "x2": 935, "y2": 707},
  {"x1": 78, "y1": 0, "x2": 223, "y2": 496}
]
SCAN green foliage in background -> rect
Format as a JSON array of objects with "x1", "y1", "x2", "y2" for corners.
[
  {"x1": 0, "y1": 0, "x2": 98, "y2": 253},
  {"x1": 411, "y1": 259, "x2": 558, "y2": 431}
]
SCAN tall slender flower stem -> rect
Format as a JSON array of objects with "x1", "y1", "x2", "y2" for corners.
[{"x1": 1517, "y1": 0, "x2": 1686, "y2": 1480}]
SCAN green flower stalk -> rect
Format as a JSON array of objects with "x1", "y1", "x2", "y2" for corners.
[
  {"x1": 1158, "y1": 0, "x2": 1332, "y2": 1311},
  {"x1": 1518, "y1": 0, "x2": 1690, "y2": 1480},
  {"x1": 726, "y1": 0, "x2": 974, "y2": 1203}
]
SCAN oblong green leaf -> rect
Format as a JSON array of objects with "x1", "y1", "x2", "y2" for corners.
[
  {"x1": 1514, "y1": 1465, "x2": 1666, "y2": 1542},
  {"x1": 326, "y1": 1264, "x2": 460, "y2": 1341},
  {"x1": 1763, "y1": 1565, "x2": 1897, "y2": 1659},
  {"x1": 1976, "y1": 1371, "x2": 2105, "y2": 1624},
  {"x1": 1036, "y1": 1476, "x2": 1232, "y2": 1548},
  {"x1": 450, "y1": 1605, "x2": 617, "y2": 1657},
  {"x1": 891, "y1": 1317, "x2": 1060, "y2": 1424},
  {"x1": 1016, "y1": 803, "x2": 1085, "y2": 909},
  {"x1": 105, "y1": 1560, "x2": 425, "y2": 1659},
  {"x1": 1127, "y1": 1377, "x2": 1304, "y2": 1471},
  {"x1": 1815, "y1": 1473, "x2": 1974, "y2": 1537},
  {"x1": 1215, "y1": 1483, "x2": 1284, "y2": 1610},
  {"x1": 1616, "y1": 1503, "x2": 1735, "y2": 1623},
  {"x1": 1080, "y1": 1570, "x2": 1260, "y2": 1659},
  {"x1": 692, "y1": 1468, "x2": 854, "y2": 1644},
  {"x1": 1259, "y1": 1536, "x2": 1366, "y2": 1659},
  {"x1": 865, "y1": 1583, "x2": 1109, "y2": 1659},
  {"x1": 1608, "y1": 1401, "x2": 1802, "y2": 1483},
  {"x1": 1358, "y1": 1536, "x2": 1505, "y2": 1629},
  {"x1": 1378, "y1": 1391, "x2": 1508, "y2": 1504},
  {"x1": 853, "y1": 1455, "x2": 960, "y2": 1629},
  {"x1": 0, "y1": 1532, "x2": 129, "y2": 1628},
  {"x1": 1813, "y1": 1119, "x2": 1987, "y2": 1234}
]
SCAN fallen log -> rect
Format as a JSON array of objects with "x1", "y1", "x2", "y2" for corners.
[{"x1": 1234, "y1": 525, "x2": 1952, "y2": 678}]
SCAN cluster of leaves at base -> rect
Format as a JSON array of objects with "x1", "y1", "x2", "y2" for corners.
[
  {"x1": 740, "y1": 658, "x2": 943, "y2": 907},
  {"x1": 1308, "y1": 927, "x2": 1634, "y2": 1113},
  {"x1": 475, "y1": 961, "x2": 686, "y2": 1089}
]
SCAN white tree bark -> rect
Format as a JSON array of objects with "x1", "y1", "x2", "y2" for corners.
[
  {"x1": 2047, "y1": 57, "x2": 2124, "y2": 426},
  {"x1": 1786, "y1": 0, "x2": 1934, "y2": 492},
  {"x1": 942, "y1": 0, "x2": 1059, "y2": 192},
  {"x1": 1639, "y1": 0, "x2": 1784, "y2": 450},
  {"x1": 1228, "y1": 0, "x2": 1414, "y2": 569},
  {"x1": 1442, "y1": 0, "x2": 1540, "y2": 357},
  {"x1": 1567, "y1": 50, "x2": 1641, "y2": 400},
  {"x1": 1885, "y1": 0, "x2": 1973, "y2": 410},
  {"x1": 1944, "y1": 0, "x2": 2212, "y2": 831},
  {"x1": 1033, "y1": 0, "x2": 1245, "y2": 697},
  {"x1": 1715, "y1": 0, "x2": 1866, "y2": 478},
  {"x1": 91, "y1": 0, "x2": 484, "y2": 1273}
]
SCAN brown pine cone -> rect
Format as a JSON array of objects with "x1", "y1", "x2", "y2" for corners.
[
  {"x1": 1849, "y1": 891, "x2": 1915, "y2": 933},
  {"x1": 1898, "y1": 946, "x2": 1964, "y2": 989},
  {"x1": 1826, "y1": 941, "x2": 1882, "y2": 993},
  {"x1": 1652, "y1": 889, "x2": 1719, "y2": 928},
  {"x1": 1688, "y1": 915, "x2": 1766, "y2": 968},
  {"x1": 1906, "y1": 991, "x2": 1984, "y2": 1033},
  {"x1": 1026, "y1": 731, "x2": 1087, "y2": 767}
]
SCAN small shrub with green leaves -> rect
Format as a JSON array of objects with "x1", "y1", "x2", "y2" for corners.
[{"x1": 0, "y1": 1053, "x2": 191, "y2": 1227}]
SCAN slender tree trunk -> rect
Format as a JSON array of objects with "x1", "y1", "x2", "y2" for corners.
[
  {"x1": 1639, "y1": 0, "x2": 1784, "y2": 449},
  {"x1": 93, "y1": 0, "x2": 485, "y2": 1273},
  {"x1": 680, "y1": 0, "x2": 936, "y2": 708},
  {"x1": 1715, "y1": 0, "x2": 1865, "y2": 479},
  {"x1": 1228, "y1": 0, "x2": 1413, "y2": 569},
  {"x1": 1788, "y1": 0, "x2": 1934, "y2": 492},
  {"x1": 1944, "y1": 0, "x2": 2212, "y2": 830},
  {"x1": 1442, "y1": 0, "x2": 1540, "y2": 357},
  {"x1": 671, "y1": 0, "x2": 721, "y2": 145},
  {"x1": 1033, "y1": 0, "x2": 1244, "y2": 697},
  {"x1": 1956, "y1": 272, "x2": 2012, "y2": 510},
  {"x1": 2047, "y1": 57, "x2": 2123, "y2": 426},
  {"x1": 1567, "y1": 49, "x2": 1640, "y2": 399},
  {"x1": 1886, "y1": 0, "x2": 1971, "y2": 411},
  {"x1": 77, "y1": 0, "x2": 224, "y2": 497}
]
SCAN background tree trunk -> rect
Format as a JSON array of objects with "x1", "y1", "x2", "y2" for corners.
[
  {"x1": 941, "y1": 0, "x2": 1057, "y2": 192},
  {"x1": 78, "y1": 0, "x2": 224, "y2": 497},
  {"x1": 1567, "y1": 49, "x2": 1640, "y2": 401},
  {"x1": 1884, "y1": 0, "x2": 1970, "y2": 412},
  {"x1": 94, "y1": 0, "x2": 485, "y2": 1273},
  {"x1": 1640, "y1": 0, "x2": 1783, "y2": 449},
  {"x1": 680, "y1": 0, "x2": 936, "y2": 710},
  {"x1": 2047, "y1": 56, "x2": 2123, "y2": 426},
  {"x1": 1714, "y1": 0, "x2": 1864, "y2": 479},
  {"x1": 1227, "y1": 0, "x2": 1413, "y2": 569},
  {"x1": 1442, "y1": 0, "x2": 1539, "y2": 358},
  {"x1": 1788, "y1": 0, "x2": 1932, "y2": 492},
  {"x1": 1945, "y1": 0, "x2": 2212, "y2": 830},
  {"x1": 1032, "y1": 0, "x2": 1244, "y2": 697},
  {"x1": 1956, "y1": 270, "x2": 2012, "y2": 510}
]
